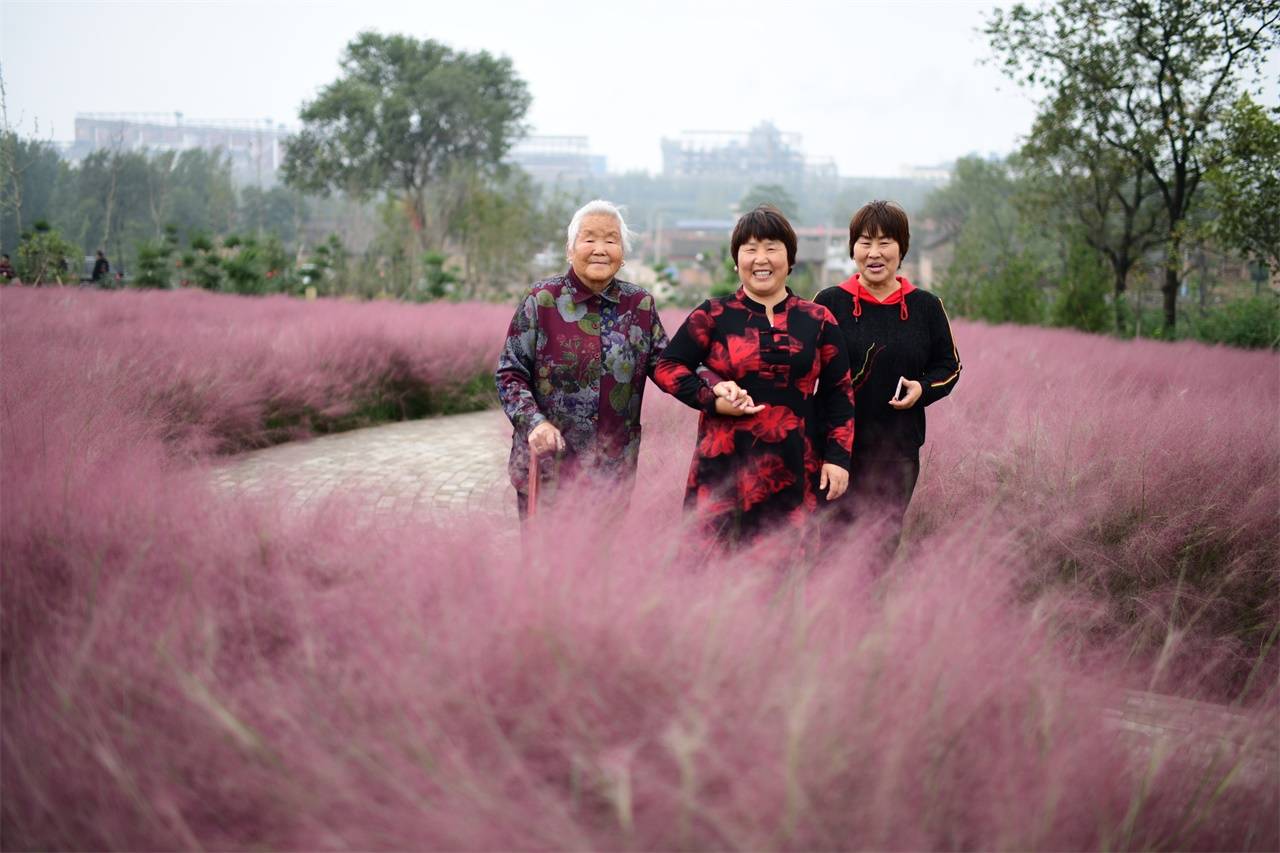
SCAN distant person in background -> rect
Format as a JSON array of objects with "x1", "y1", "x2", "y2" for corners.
[
  {"x1": 495, "y1": 199, "x2": 669, "y2": 520},
  {"x1": 91, "y1": 250, "x2": 110, "y2": 284},
  {"x1": 0, "y1": 254, "x2": 14, "y2": 283},
  {"x1": 813, "y1": 200, "x2": 961, "y2": 553}
]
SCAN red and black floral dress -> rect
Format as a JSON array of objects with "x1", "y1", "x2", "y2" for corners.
[{"x1": 654, "y1": 288, "x2": 855, "y2": 544}]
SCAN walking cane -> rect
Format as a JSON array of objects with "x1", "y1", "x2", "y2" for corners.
[{"x1": 527, "y1": 447, "x2": 540, "y2": 519}]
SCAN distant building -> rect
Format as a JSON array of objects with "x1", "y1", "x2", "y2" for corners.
[
  {"x1": 900, "y1": 163, "x2": 953, "y2": 184},
  {"x1": 508, "y1": 135, "x2": 606, "y2": 185},
  {"x1": 662, "y1": 122, "x2": 833, "y2": 183},
  {"x1": 69, "y1": 113, "x2": 290, "y2": 185},
  {"x1": 655, "y1": 219, "x2": 736, "y2": 263}
]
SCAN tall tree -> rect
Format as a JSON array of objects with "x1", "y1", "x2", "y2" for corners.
[
  {"x1": 986, "y1": 0, "x2": 1280, "y2": 331},
  {"x1": 282, "y1": 32, "x2": 531, "y2": 252},
  {"x1": 1017, "y1": 91, "x2": 1166, "y2": 331},
  {"x1": 1205, "y1": 93, "x2": 1280, "y2": 283},
  {"x1": 924, "y1": 155, "x2": 1054, "y2": 324}
]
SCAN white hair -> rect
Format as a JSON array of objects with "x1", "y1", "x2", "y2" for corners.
[{"x1": 566, "y1": 199, "x2": 633, "y2": 256}]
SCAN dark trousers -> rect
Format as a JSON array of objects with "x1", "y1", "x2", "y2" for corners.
[{"x1": 820, "y1": 452, "x2": 920, "y2": 558}]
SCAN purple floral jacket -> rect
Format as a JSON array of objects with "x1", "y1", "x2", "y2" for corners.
[{"x1": 495, "y1": 269, "x2": 669, "y2": 494}]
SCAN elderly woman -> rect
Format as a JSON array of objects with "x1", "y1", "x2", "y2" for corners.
[
  {"x1": 654, "y1": 205, "x2": 855, "y2": 546},
  {"x1": 495, "y1": 199, "x2": 669, "y2": 518},
  {"x1": 812, "y1": 200, "x2": 961, "y2": 547}
]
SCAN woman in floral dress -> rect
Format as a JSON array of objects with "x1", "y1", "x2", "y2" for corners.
[
  {"x1": 495, "y1": 199, "x2": 669, "y2": 518},
  {"x1": 654, "y1": 206, "x2": 855, "y2": 545}
]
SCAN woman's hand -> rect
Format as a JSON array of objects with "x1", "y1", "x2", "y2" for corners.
[
  {"x1": 819, "y1": 463, "x2": 849, "y2": 500},
  {"x1": 888, "y1": 377, "x2": 923, "y2": 410},
  {"x1": 528, "y1": 421, "x2": 565, "y2": 456},
  {"x1": 713, "y1": 381, "x2": 764, "y2": 416}
]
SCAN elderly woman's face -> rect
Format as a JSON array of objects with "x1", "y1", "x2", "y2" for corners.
[{"x1": 569, "y1": 213, "x2": 624, "y2": 291}]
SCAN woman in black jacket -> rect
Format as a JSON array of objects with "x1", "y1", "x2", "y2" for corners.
[{"x1": 812, "y1": 200, "x2": 961, "y2": 552}]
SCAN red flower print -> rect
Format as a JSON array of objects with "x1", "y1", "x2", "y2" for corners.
[
  {"x1": 747, "y1": 406, "x2": 801, "y2": 442},
  {"x1": 705, "y1": 339, "x2": 732, "y2": 376},
  {"x1": 819, "y1": 343, "x2": 839, "y2": 366},
  {"x1": 726, "y1": 331, "x2": 761, "y2": 373},
  {"x1": 829, "y1": 423, "x2": 854, "y2": 453},
  {"x1": 686, "y1": 308, "x2": 713, "y2": 349},
  {"x1": 803, "y1": 435, "x2": 820, "y2": 473},
  {"x1": 738, "y1": 455, "x2": 796, "y2": 511},
  {"x1": 796, "y1": 358, "x2": 820, "y2": 396},
  {"x1": 698, "y1": 417, "x2": 739, "y2": 457}
]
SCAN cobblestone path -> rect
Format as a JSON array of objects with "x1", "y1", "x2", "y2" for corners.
[{"x1": 213, "y1": 409, "x2": 516, "y2": 521}]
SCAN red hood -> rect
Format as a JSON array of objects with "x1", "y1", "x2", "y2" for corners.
[
  {"x1": 837, "y1": 273, "x2": 916, "y2": 304},
  {"x1": 838, "y1": 273, "x2": 916, "y2": 320}
]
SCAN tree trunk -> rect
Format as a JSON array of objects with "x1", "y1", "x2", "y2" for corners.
[
  {"x1": 1113, "y1": 266, "x2": 1129, "y2": 333},
  {"x1": 1162, "y1": 264, "x2": 1179, "y2": 332}
]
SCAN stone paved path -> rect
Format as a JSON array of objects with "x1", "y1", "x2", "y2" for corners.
[
  {"x1": 213, "y1": 409, "x2": 516, "y2": 522},
  {"x1": 214, "y1": 411, "x2": 1278, "y2": 784}
]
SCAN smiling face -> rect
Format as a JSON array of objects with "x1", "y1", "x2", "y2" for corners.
[
  {"x1": 569, "y1": 213, "x2": 624, "y2": 291},
  {"x1": 853, "y1": 230, "x2": 902, "y2": 288},
  {"x1": 736, "y1": 237, "x2": 790, "y2": 303}
]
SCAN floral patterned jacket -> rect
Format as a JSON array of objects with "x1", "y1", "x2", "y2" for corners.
[{"x1": 495, "y1": 269, "x2": 669, "y2": 494}]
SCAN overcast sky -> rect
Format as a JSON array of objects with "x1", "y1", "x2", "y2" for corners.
[{"x1": 2, "y1": 0, "x2": 1276, "y2": 177}]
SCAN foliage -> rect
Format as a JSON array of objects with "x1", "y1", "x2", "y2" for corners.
[
  {"x1": 132, "y1": 225, "x2": 180, "y2": 289},
  {"x1": 1205, "y1": 94, "x2": 1280, "y2": 277},
  {"x1": 14, "y1": 220, "x2": 77, "y2": 284},
  {"x1": 1190, "y1": 295, "x2": 1280, "y2": 349},
  {"x1": 413, "y1": 250, "x2": 460, "y2": 302},
  {"x1": 709, "y1": 251, "x2": 738, "y2": 297},
  {"x1": 238, "y1": 184, "x2": 308, "y2": 247},
  {"x1": 450, "y1": 167, "x2": 564, "y2": 298},
  {"x1": 1050, "y1": 237, "x2": 1112, "y2": 332},
  {"x1": 738, "y1": 183, "x2": 798, "y2": 220},
  {"x1": 928, "y1": 156, "x2": 1050, "y2": 324},
  {"x1": 985, "y1": 0, "x2": 1280, "y2": 331},
  {"x1": 1017, "y1": 88, "x2": 1165, "y2": 332},
  {"x1": 282, "y1": 32, "x2": 531, "y2": 252},
  {"x1": 0, "y1": 132, "x2": 65, "y2": 252}
]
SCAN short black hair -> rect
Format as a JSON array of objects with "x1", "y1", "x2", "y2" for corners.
[
  {"x1": 849, "y1": 200, "x2": 910, "y2": 260},
  {"x1": 731, "y1": 205, "x2": 797, "y2": 272}
]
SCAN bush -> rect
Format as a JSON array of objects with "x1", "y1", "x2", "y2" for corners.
[
  {"x1": 15, "y1": 220, "x2": 78, "y2": 284},
  {"x1": 1191, "y1": 295, "x2": 1280, "y2": 349},
  {"x1": 1051, "y1": 241, "x2": 1112, "y2": 333}
]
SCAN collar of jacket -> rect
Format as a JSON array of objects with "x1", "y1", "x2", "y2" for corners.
[
  {"x1": 566, "y1": 267, "x2": 621, "y2": 304},
  {"x1": 735, "y1": 285, "x2": 795, "y2": 314}
]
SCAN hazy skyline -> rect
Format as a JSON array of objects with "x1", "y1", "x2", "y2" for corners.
[{"x1": 3, "y1": 0, "x2": 1277, "y2": 178}]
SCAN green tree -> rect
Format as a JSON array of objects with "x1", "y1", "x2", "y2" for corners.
[
  {"x1": 925, "y1": 156, "x2": 1051, "y2": 324},
  {"x1": 986, "y1": 0, "x2": 1280, "y2": 332},
  {"x1": 451, "y1": 168, "x2": 565, "y2": 298},
  {"x1": 1050, "y1": 237, "x2": 1112, "y2": 332},
  {"x1": 133, "y1": 225, "x2": 179, "y2": 289},
  {"x1": 0, "y1": 132, "x2": 64, "y2": 254},
  {"x1": 282, "y1": 32, "x2": 531, "y2": 253},
  {"x1": 738, "y1": 184, "x2": 799, "y2": 220},
  {"x1": 1205, "y1": 94, "x2": 1280, "y2": 283},
  {"x1": 1017, "y1": 91, "x2": 1165, "y2": 331},
  {"x1": 15, "y1": 221, "x2": 77, "y2": 284},
  {"x1": 239, "y1": 184, "x2": 307, "y2": 247}
]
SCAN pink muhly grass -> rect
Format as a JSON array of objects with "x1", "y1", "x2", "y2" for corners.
[{"x1": 1, "y1": 290, "x2": 1276, "y2": 849}]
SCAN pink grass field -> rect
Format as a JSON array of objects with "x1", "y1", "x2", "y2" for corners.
[{"x1": 2, "y1": 287, "x2": 1277, "y2": 850}]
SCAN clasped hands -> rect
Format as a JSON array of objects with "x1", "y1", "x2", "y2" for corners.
[{"x1": 711, "y1": 381, "x2": 847, "y2": 501}]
